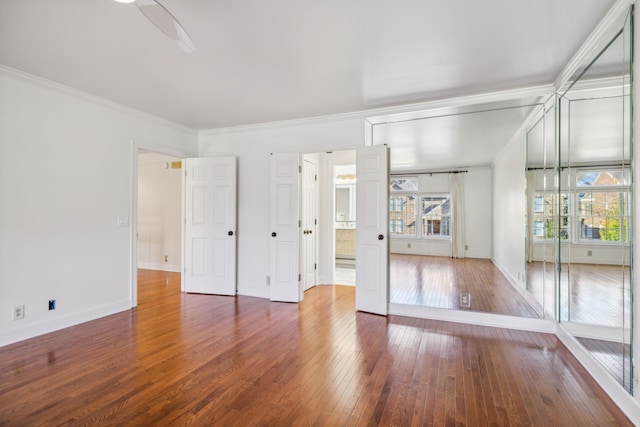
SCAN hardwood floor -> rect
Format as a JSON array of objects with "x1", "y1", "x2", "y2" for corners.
[
  {"x1": 390, "y1": 254, "x2": 539, "y2": 318},
  {"x1": 528, "y1": 261, "x2": 631, "y2": 327},
  {"x1": 578, "y1": 337, "x2": 632, "y2": 393},
  {"x1": 0, "y1": 270, "x2": 632, "y2": 426}
]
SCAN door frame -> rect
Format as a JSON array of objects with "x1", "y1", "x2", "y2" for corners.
[
  {"x1": 130, "y1": 139, "x2": 195, "y2": 308},
  {"x1": 302, "y1": 155, "x2": 319, "y2": 291}
]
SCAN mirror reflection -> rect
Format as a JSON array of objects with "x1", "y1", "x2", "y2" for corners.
[
  {"x1": 556, "y1": 9, "x2": 633, "y2": 393},
  {"x1": 371, "y1": 99, "x2": 547, "y2": 318},
  {"x1": 367, "y1": 3, "x2": 633, "y2": 397}
]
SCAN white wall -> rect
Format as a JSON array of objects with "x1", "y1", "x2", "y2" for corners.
[
  {"x1": 199, "y1": 117, "x2": 364, "y2": 298},
  {"x1": 0, "y1": 68, "x2": 197, "y2": 346},
  {"x1": 492, "y1": 133, "x2": 527, "y2": 287},
  {"x1": 389, "y1": 167, "x2": 492, "y2": 259},
  {"x1": 137, "y1": 154, "x2": 182, "y2": 272}
]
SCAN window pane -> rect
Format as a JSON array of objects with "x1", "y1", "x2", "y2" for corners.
[
  {"x1": 533, "y1": 192, "x2": 568, "y2": 240},
  {"x1": 421, "y1": 195, "x2": 450, "y2": 237},
  {"x1": 389, "y1": 194, "x2": 416, "y2": 237},
  {"x1": 576, "y1": 170, "x2": 630, "y2": 187},
  {"x1": 390, "y1": 177, "x2": 418, "y2": 192},
  {"x1": 578, "y1": 191, "x2": 629, "y2": 241}
]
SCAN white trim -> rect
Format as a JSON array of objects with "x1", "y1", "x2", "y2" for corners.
[
  {"x1": 492, "y1": 256, "x2": 544, "y2": 318},
  {"x1": 553, "y1": 0, "x2": 634, "y2": 92},
  {"x1": 137, "y1": 263, "x2": 182, "y2": 273},
  {"x1": 200, "y1": 85, "x2": 554, "y2": 138},
  {"x1": 389, "y1": 303, "x2": 556, "y2": 334},
  {"x1": 0, "y1": 64, "x2": 197, "y2": 136},
  {"x1": 556, "y1": 325, "x2": 640, "y2": 424},
  {"x1": 365, "y1": 85, "x2": 554, "y2": 126},
  {"x1": 0, "y1": 300, "x2": 131, "y2": 347},
  {"x1": 130, "y1": 139, "x2": 195, "y2": 308},
  {"x1": 562, "y1": 322, "x2": 630, "y2": 343}
]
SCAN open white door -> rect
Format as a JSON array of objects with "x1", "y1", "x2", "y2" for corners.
[
  {"x1": 270, "y1": 153, "x2": 302, "y2": 302},
  {"x1": 355, "y1": 145, "x2": 389, "y2": 315},
  {"x1": 301, "y1": 158, "x2": 318, "y2": 291},
  {"x1": 184, "y1": 157, "x2": 237, "y2": 295}
]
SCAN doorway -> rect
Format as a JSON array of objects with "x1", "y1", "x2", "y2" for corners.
[
  {"x1": 136, "y1": 151, "x2": 183, "y2": 303},
  {"x1": 334, "y1": 164, "x2": 356, "y2": 286},
  {"x1": 130, "y1": 140, "x2": 194, "y2": 308}
]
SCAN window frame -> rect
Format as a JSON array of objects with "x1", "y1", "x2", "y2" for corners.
[{"x1": 420, "y1": 193, "x2": 451, "y2": 240}]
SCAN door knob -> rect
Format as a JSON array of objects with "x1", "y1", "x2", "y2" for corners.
[
  {"x1": 228, "y1": 231, "x2": 234, "y2": 236},
  {"x1": 272, "y1": 232, "x2": 277, "y2": 237},
  {"x1": 378, "y1": 234, "x2": 384, "y2": 240}
]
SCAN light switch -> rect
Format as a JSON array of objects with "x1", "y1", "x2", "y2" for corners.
[{"x1": 117, "y1": 215, "x2": 130, "y2": 227}]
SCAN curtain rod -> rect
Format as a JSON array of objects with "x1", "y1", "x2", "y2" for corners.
[
  {"x1": 390, "y1": 170, "x2": 468, "y2": 176},
  {"x1": 527, "y1": 162, "x2": 630, "y2": 171}
]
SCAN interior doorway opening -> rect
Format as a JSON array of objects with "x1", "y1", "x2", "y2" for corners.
[
  {"x1": 334, "y1": 163, "x2": 356, "y2": 286},
  {"x1": 136, "y1": 151, "x2": 183, "y2": 304}
]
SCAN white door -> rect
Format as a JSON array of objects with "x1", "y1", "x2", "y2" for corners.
[
  {"x1": 184, "y1": 157, "x2": 237, "y2": 295},
  {"x1": 355, "y1": 145, "x2": 389, "y2": 315},
  {"x1": 270, "y1": 153, "x2": 301, "y2": 302},
  {"x1": 302, "y1": 158, "x2": 318, "y2": 291}
]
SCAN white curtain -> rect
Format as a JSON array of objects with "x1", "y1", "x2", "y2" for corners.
[
  {"x1": 450, "y1": 173, "x2": 465, "y2": 258},
  {"x1": 526, "y1": 169, "x2": 536, "y2": 263}
]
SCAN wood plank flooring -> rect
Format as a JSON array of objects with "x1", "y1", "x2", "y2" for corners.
[
  {"x1": 389, "y1": 255, "x2": 539, "y2": 318},
  {"x1": 0, "y1": 269, "x2": 632, "y2": 426},
  {"x1": 528, "y1": 261, "x2": 631, "y2": 327},
  {"x1": 577, "y1": 337, "x2": 632, "y2": 393}
]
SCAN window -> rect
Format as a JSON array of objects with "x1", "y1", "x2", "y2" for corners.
[
  {"x1": 532, "y1": 192, "x2": 569, "y2": 240},
  {"x1": 421, "y1": 195, "x2": 450, "y2": 237},
  {"x1": 533, "y1": 220, "x2": 544, "y2": 237},
  {"x1": 390, "y1": 177, "x2": 418, "y2": 192},
  {"x1": 532, "y1": 168, "x2": 630, "y2": 243},
  {"x1": 534, "y1": 195, "x2": 544, "y2": 213},
  {"x1": 389, "y1": 194, "x2": 416, "y2": 236},
  {"x1": 576, "y1": 169, "x2": 630, "y2": 242},
  {"x1": 578, "y1": 191, "x2": 629, "y2": 241}
]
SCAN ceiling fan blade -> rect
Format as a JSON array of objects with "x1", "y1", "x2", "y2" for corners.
[{"x1": 134, "y1": 0, "x2": 196, "y2": 53}]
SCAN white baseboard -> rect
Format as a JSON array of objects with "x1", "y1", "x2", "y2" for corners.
[
  {"x1": 389, "y1": 303, "x2": 556, "y2": 333},
  {"x1": 556, "y1": 325, "x2": 640, "y2": 424},
  {"x1": 137, "y1": 262, "x2": 181, "y2": 272},
  {"x1": 0, "y1": 299, "x2": 131, "y2": 347}
]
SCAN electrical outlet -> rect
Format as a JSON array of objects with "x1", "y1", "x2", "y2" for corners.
[
  {"x1": 266, "y1": 275, "x2": 270, "y2": 286},
  {"x1": 164, "y1": 255, "x2": 168, "y2": 262},
  {"x1": 13, "y1": 305, "x2": 25, "y2": 320},
  {"x1": 460, "y1": 293, "x2": 471, "y2": 308},
  {"x1": 465, "y1": 244, "x2": 469, "y2": 250},
  {"x1": 407, "y1": 242, "x2": 411, "y2": 248},
  {"x1": 48, "y1": 300, "x2": 56, "y2": 311},
  {"x1": 587, "y1": 250, "x2": 593, "y2": 257}
]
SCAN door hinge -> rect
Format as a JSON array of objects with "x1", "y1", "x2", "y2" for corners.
[
  {"x1": 299, "y1": 220, "x2": 302, "y2": 227},
  {"x1": 314, "y1": 219, "x2": 317, "y2": 225},
  {"x1": 298, "y1": 274, "x2": 302, "y2": 282},
  {"x1": 314, "y1": 174, "x2": 317, "y2": 181},
  {"x1": 314, "y1": 263, "x2": 317, "y2": 270},
  {"x1": 184, "y1": 170, "x2": 187, "y2": 176},
  {"x1": 299, "y1": 165, "x2": 302, "y2": 173}
]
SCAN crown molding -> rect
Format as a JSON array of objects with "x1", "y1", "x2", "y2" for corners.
[
  {"x1": 199, "y1": 84, "x2": 555, "y2": 138},
  {"x1": 0, "y1": 64, "x2": 198, "y2": 136},
  {"x1": 553, "y1": 0, "x2": 633, "y2": 92}
]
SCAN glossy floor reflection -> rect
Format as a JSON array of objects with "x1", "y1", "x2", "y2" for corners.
[
  {"x1": 389, "y1": 254, "x2": 539, "y2": 318},
  {"x1": 0, "y1": 270, "x2": 630, "y2": 425}
]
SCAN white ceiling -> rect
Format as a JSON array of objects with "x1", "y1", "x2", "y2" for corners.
[{"x1": 0, "y1": 0, "x2": 617, "y2": 131}]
